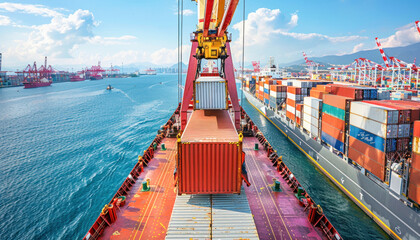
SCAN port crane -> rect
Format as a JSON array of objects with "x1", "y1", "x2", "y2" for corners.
[
  {"x1": 302, "y1": 51, "x2": 322, "y2": 76},
  {"x1": 251, "y1": 61, "x2": 260, "y2": 73}
]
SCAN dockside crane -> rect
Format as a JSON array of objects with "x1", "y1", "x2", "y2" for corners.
[
  {"x1": 416, "y1": 21, "x2": 420, "y2": 35},
  {"x1": 302, "y1": 52, "x2": 322, "y2": 77}
]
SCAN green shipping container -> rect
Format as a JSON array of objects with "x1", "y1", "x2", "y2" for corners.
[{"x1": 322, "y1": 103, "x2": 345, "y2": 120}]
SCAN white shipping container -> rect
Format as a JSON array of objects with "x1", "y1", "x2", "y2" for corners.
[
  {"x1": 304, "y1": 97, "x2": 322, "y2": 110},
  {"x1": 311, "y1": 125, "x2": 319, "y2": 138},
  {"x1": 264, "y1": 83, "x2": 269, "y2": 89},
  {"x1": 195, "y1": 76, "x2": 227, "y2": 110},
  {"x1": 303, "y1": 113, "x2": 319, "y2": 128},
  {"x1": 287, "y1": 93, "x2": 296, "y2": 100},
  {"x1": 259, "y1": 86, "x2": 263, "y2": 91},
  {"x1": 303, "y1": 119, "x2": 311, "y2": 131},
  {"x1": 286, "y1": 105, "x2": 295, "y2": 114},
  {"x1": 304, "y1": 105, "x2": 320, "y2": 119},
  {"x1": 270, "y1": 91, "x2": 286, "y2": 98},
  {"x1": 350, "y1": 113, "x2": 398, "y2": 139},
  {"x1": 350, "y1": 101, "x2": 398, "y2": 124}
]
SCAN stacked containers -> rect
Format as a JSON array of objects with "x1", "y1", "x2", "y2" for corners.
[
  {"x1": 303, "y1": 97, "x2": 322, "y2": 137},
  {"x1": 264, "y1": 81, "x2": 270, "y2": 105},
  {"x1": 296, "y1": 104, "x2": 303, "y2": 126},
  {"x1": 258, "y1": 81, "x2": 264, "y2": 101},
  {"x1": 321, "y1": 94, "x2": 352, "y2": 153},
  {"x1": 286, "y1": 86, "x2": 303, "y2": 121},
  {"x1": 269, "y1": 85, "x2": 287, "y2": 110},
  {"x1": 348, "y1": 102, "x2": 399, "y2": 181},
  {"x1": 364, "y1": 100, "x2": 413, "y2": 152},
  {"x1": 409, "y1": 121, "x2": 420, "y2": 204}
]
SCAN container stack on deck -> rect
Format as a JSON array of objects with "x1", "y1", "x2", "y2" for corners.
[{"x1": 245, "y1": 77, "x2": 420, "y2": 205}]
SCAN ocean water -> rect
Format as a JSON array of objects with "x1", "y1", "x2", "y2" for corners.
[{"x1": 0, "y1": 75, "x2": 388, "y2": 239}]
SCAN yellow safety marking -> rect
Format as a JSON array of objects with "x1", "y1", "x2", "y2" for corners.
[
  {"x1": 137, "y1": 142, "x2": 176, "y2": 240},
  {"x1": 113, "y1": 231, "x2": 120, "y2": 236},
  {"x1": 247, "y1": 99, "x2": 402, "y2": 240},
  {"x1": 130, "y1": 140, "x2": 175, "y2": 240},
  {"x1": 160, "y1": 222, "x2": 166, "y2": 230}
]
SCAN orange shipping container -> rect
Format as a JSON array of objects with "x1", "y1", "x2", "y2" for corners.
[
  {"x1": 323, "y1": 94, "x2": 352, "y2": 110},
  {"x1": 348, "y1": 147, "x2": 385, "y2": 181},
  {"x1": 310, "y1": 89, "x2": 324, "y2": 99},
  {"x1": 286, "y1": 98, "x2": 295, "y2": 107},
  {"x1": 321, "y1": 121, "x2": 345, "y2": 142},
  {"x1": 408, "y1": 167, "x2": 420, "y2": 204},
  {"x1": 178, "y1": 110, "x2": 242, "y2": 194}
]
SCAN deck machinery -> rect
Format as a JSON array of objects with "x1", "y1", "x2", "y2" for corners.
[{"x1": 83, "y1": 1, "x2": 342, "y2": 239}]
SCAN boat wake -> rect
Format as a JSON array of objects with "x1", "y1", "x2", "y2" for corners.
[{"x1": 112, "y1": 88, "x2": 136, "y2": 103}]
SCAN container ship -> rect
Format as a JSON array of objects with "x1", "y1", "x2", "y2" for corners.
[
  {"x1": 242, "y1": 73, "x2": 420, "y2": 239},
  {"x1": 70, "y1": 71, "x2": 86, "y2": 82},
  {"x1": 83, "y1": 1, "x2": 342, "y2": 239},
  {"x1": 23, "y1": 78, "x2": 52, "y2": 88}
]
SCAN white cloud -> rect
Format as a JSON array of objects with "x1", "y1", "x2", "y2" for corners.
[
  {"x1": 0, "y1": 2, "x2": 62, "y2": 17},
  {"x1": 0, "y1": 15, "x2": 11, "y2": 25},
  {"x1": 89, "y1": 35, "x2": 137, "y2": 45},
  {"x1": 174, "y1": 9, "x2": 195, "y2": 16},
  {"x1": 287, "y1": 13, "x2": 298, "y2": 29},
  {"x1": 352, "y1": 43, "x2": 365, "y2": 53},
  {"x1": 149, "y1": 44, "x2": 191, "y2": 65},
  {"x1": 378, "y1": 23, "x2": 420, "y2": 48}
]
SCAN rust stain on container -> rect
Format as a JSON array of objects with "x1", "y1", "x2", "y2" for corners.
[{"x1": 177, "y1": 110, "x2": 242, "y2": 194}]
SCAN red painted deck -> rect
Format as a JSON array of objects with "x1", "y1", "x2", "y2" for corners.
[
  {"x1": 97, "y1": 136, "x2": 330, "y2": 240},
  {"x1": 243, "y1": 137, "x2": 327, "y2": 240},
  {"x1": 100, "y1": 138, "x2": 177, "y2": 240}
]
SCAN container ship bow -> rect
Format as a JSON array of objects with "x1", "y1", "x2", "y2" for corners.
[{"x1": 83, "y1": 1, "x2": 341, "y2": 239}]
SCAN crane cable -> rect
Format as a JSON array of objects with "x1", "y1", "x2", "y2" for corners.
[
  {"x1": 177, "y1": 0, "x2": 183, "y2": 104},
  {"x1": 241, "y1": 0, "x2": 245, "y2": 108}
]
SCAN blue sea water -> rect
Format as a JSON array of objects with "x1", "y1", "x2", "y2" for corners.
[{"x1": 0, "y1": 75, "x2": 388, "y2": 239}]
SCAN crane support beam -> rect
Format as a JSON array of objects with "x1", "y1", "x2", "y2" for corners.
[
  {"x1": 181, "y1": 42, "x2": 199, "y2": 130},
  {"x1": 416, "y1": 21, "x2": 420, "y2": 35},
  {"x1": 203, "y1": 0, "x2": 215, "y2": 37},
  {"x1": 217, "y1": 0, "x2": 239, "y2": 37},
  {"x1": 216, "y1": 0, "x2": 225, "y2": 27},
  {"x1": 225, "y1": 42, "x2": 241, "y2": 129}
]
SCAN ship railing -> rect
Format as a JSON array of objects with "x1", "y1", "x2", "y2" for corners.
[{"x1": 82, "y1": 105, "x2": 181, "y2": 240}]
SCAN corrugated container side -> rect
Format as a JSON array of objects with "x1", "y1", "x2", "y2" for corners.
[
  {"x1": 322, "y1": 112, "x2": 344, "y2": 130},
  {"x1": 348, "y1": 136, "x2": 386, "y2": 166},
  {"x1": 349, "y1": 125, "x2": 385, "y2": 152},
  {"x1": 349, "y1": 113, "x2": 396, "y2": 139},
  {"x1": 322, "y1": 104, "x2": 345, "y2": 120},
  {"x1": 194, "y1": 79, "x2": 227, "y2": 110},
  {"x1": 351, "y1": 101, "x2": 397, "y2": 124},
  {"x1": 348, "y1": 146, "x2": 385, "y2": 181},
  {"x1": 323, "y1": 93, "x2": 352, "y2": 109},
  {"x1": 321, "y1": 131, "x2": 344, "y2": 153},
  {"x1": 305, "y1": 105, "x2": 320, "y2": 119},
  {"x1": 322, "y1": 121, "x2": 345, "y2": 142},
  {"x1": 178, "y1": 142, "x2": 242, "y2": 194}
]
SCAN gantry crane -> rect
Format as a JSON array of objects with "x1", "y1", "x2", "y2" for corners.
[{"x1": 181, "y1": 0, "x2": 241, "y2": 129}]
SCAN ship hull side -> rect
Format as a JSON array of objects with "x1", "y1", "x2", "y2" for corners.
[
  {"x1": 243, "y1": 90, "x2": 420, "y2": 240},
  {"x1": 23, "y1": 82, "x2": 52, "y2": 88}
]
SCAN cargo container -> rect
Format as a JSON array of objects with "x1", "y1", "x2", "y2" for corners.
[
  {"x1": 194, "y1": 76, "x2": 228, "y2": 110},
  {"x1": 177, "y1": 110, "x2": 242, "y2": 194},
  {"x1": 409, "y1": 121, "x2": 420, "y2": 204}
]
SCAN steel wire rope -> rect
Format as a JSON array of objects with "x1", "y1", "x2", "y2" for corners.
[{"x1": 241, "y1": 0, "x2": 245, "y2": 131}]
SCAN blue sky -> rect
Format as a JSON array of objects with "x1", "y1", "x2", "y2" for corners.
[{"x1": 0, "y1": 0, "x2": 419, "y2": 70}]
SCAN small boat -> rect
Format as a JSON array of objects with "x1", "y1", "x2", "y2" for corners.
[{"x1": 106, "y1": 85, "x2": 113, "y2": 90}]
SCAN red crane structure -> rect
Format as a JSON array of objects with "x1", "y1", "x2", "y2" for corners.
[
  {"x1": 302, "y1": 51, "x2": 322, "y2": 76},
  {"x1": 16, "y1": 56, "x2": 54, "y2": 88},
  {"x1": 87, "y1": 61, "x2": 106, "y2": 80},
  {"x1": 375, "y1": 37, "x2": 418, "y2": 89},
  {"x1": 251, "y1": 61, "x2": 260, "y2": 73}
]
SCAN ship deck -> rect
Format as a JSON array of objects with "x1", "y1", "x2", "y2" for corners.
[{"x1": 99, "y1": 137, "x2": 327, "y2": 240}]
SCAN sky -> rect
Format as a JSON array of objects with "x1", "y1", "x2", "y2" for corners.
[{"x1": 0, "y1": 0, "x2": 420, "y2": 71}]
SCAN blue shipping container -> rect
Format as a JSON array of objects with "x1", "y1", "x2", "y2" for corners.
[
  {"x1": 264, "y1": 88, "x2": 269, "y2": 94},
  {"x1": 321, "y1": 131, "x2": 344, "y2": 153},
  {"x1": 264, "y1": 98, "x2": 269, "y2": 105},
  {"x1": 349, "y1": 125, "x2": 385, "y2": 152}
]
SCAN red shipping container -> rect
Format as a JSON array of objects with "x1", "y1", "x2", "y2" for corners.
[
  {"x1": 348, "y1": 147, "x2": 385, "y2": 181},
  {"x1": 414, "y1": 121, "x2": 420, "y2": 138},
  {"x1": 412, "y1": 152, "x2": 420, "y2": 170},
  {"x1": 178, "y1": 110, "x2": 242, "y2": 194},
  {"x1": 296, "y1": 104, "x2": 303, "y2": 112},
  {"x1": 408, "y1": 168, "x2": 420, "y2": 204},
  {"x1": 286, "y1": 111, "x2": 295, "y2": 121},
  {"x1": 348, "y1": 136, "x2": 386, "y2": 165},
  {"x1": 323, "y1": 94, "x2": 352, "y2": 110},
  {"x1": 322, "y1": 121, "x2": 345, "y2": 142},
  {"x1": 383, "y1": 100, "x2": 420, "y2": 123},
  {"x1": 316, "y1": 85, "x2": 332, "y2": 93},
  {"x1": 287, "y1": 86, "x2": 301, "y2": 95},
  {"x1": 296, "y1": 117, "x2": 301, "y2": 125},
  {"x1": 310, "y1": 89, "x2": 324, "y2": 99},
  {"x1": 322, "y1": 113, "x2": 345, "y2": 130},
  {"x1": 330, "y1": 85, "x2": 363, "y2": 100}
]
